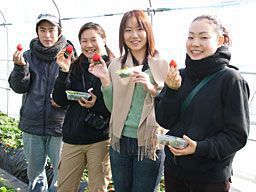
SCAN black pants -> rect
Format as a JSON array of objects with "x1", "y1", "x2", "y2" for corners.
[{"x1": 164, "y1": 165, "x2": 230, "y2": 192}]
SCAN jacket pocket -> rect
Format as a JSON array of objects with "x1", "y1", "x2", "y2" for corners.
[
  {"x1": 177, "y1": 155, "x2": 214, "y2": 173},
  {"x1": 49, "y1": 105, "x2": 67, "y2": 122}
]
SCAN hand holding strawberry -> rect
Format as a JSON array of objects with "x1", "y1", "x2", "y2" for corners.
[
  {"x1": 165, "y1": 59, "x2": 181, "y2": 90},
  {"x1": 13, "y1": 44, "x2": 26, "y2": 66},
  {"x1": 88, "y1": 57, "x2": 110, "y2": 87},
  {"x1": 55, "y1": 46, "x2": 73, "y2": 72}
]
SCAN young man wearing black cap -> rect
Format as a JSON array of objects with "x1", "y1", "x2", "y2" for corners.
[{"x1": 9, "y1": 13, "x2": 73, "y2": 191}]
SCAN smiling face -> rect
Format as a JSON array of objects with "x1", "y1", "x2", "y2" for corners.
[
  {"x1": 37, "y1": 21, "x2": 59, "y2": 47},
  {"x1": 124, "y1": 16, "x2": 147, "y2": 56},
  {"x1": 80, "y1": 28, "x2": 105, "y2": 59},
  {"x1": 186, "y1": 18, "x2": 224, "y2": 60}
]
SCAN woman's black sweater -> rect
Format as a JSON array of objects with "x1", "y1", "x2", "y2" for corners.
[{"x1": 155, "y1": 46, "x2": 250, "y2": 182}]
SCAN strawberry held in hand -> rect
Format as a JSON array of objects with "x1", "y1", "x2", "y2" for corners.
[
  {"x1": 17, "y1": 44, "x2": 23, "y2": 51},
  {"x1": 169, "y1": 60, "x2": 177, "y2": 68},
  {"x1": 92, "y1": 53, "x2": 101, "y2": 64},
  {"x1": 64, "y1": 45, "x2": 73, "y2": 58}
]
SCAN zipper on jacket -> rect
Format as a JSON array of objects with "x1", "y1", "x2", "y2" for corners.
[
  {"x1": 173, "y1": 155, "x2": 177, "y2": 165},
  {"x1": 43, "y1": 62, "x2": 51, "y2": 135}
]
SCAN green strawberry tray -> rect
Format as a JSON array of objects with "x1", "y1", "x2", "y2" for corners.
[
  {"x1": 157, "y1": 134, "x2": 188, "y2": 149},
  {"x1": 66, "y1": 90, "x2": 91, "y2": 100}
]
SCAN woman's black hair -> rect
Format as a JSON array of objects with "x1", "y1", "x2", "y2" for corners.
[{"x1": 192, "y1": 15, "x2": 232, "y2": 46}]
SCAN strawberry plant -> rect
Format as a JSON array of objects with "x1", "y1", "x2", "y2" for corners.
[
  {"x1": 0, "y1": 112, "x2": 22, "y2": 148},
  {"x1": 0, "y1": 177, "x2": 15, "y2": 192}
]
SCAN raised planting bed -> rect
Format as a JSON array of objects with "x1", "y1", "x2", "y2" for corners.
[{"x1": 0, "y1": 167, "x2": 29, "y2": 192}]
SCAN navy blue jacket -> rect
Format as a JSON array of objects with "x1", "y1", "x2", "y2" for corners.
[{"x1": 8, "y1": 50, "x2": 66, "y2": 136}]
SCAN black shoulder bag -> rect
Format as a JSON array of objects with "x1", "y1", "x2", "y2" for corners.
[
  {"x1": 82, "y1": 74, "x2": 109, "y2": 130},
  {"x1": 181, "y1": 69, "x2": 223, "y2": 114}
]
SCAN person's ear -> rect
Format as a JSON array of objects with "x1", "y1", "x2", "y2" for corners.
[
  {"x1": 58, "y1": 27, "x2": 62, "y2": 37},
  {"x1": 103, "y1": 37, "x2": 106, "y2": 47},
  {"x1": 218, "y1": 36, "x2": 224, "y2": 46}
]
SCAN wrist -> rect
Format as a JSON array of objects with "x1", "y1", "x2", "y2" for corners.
[
  {"x1": 148, "y1": 84, "x2": 158, "y2": 97},
  {"x1": 101, "y1": 76, "x2": 111, "y2": 87},
  {"x1": 15, "y1": 62, "x2": 27, "y2": 66},
  {"x1": 60, "y1": 67, "x2": 69, "y2": 73}
]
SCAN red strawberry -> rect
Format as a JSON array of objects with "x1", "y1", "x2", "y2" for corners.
[
  {"x1": 66, "y1": 45, "x2": 73, "y2": 53},
  {"x1": 92, "y1": 53, "x2": 101, "y2": 64},
  {"x1": 64, "y1": 45, "x2": 73, "y2": 58},
  {"x1": 169, "y1": 60, "x2": 177, "y2": 68},
  {"x1": 17, "y1": 44, "x2": 23, "y2": 51},
  {"x1": 92, "y1": 53, "x2": 101, "y2": 62}
]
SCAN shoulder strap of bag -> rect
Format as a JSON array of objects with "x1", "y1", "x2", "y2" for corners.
[{"x1": 180, "y1": 69, "x2": 223, "y2": 114}]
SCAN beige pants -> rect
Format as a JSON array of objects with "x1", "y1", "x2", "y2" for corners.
[{"x1": 57, "y1": 139, "x2": 111, "y2": 192}]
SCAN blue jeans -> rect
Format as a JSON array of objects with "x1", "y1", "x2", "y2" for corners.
[
  {"x1": 110, "y1": 136, "x2": 164, "y2": 192},
  {"x1": 22, "y1": 132, "x2": 62, "y2": 192}
]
